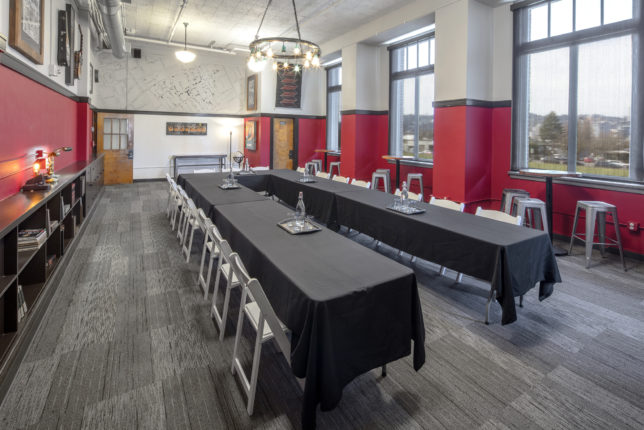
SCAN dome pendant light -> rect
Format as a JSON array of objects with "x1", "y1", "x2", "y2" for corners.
[{"x1": 175, "y1": 22, "x2": 196, "y2": 63}]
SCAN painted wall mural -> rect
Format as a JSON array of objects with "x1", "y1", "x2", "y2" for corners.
[{"x1": 92, "y1": 47, "x2": 246, "y2": 114}]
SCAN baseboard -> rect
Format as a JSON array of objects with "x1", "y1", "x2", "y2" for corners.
[
  {"x1": 554, "y1": 233, "x2": 644, "y2": 262},
  {"x1": 133, "y1": 178, "x2": 165, "y2": 183}
]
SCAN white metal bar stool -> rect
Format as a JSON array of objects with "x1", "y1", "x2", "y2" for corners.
[
  {"x1": 513, "y1": 197, "x2": 548, "y2": 232},
  {"x1": 500, "y1": 188, "x2": 530, "y2": 214},
  {"x1": 329, "y1": 161, "x2": 341, "y2": 178},
  {"x1": 304, "y1": 161, "x2": 319, "y2": 175},
  {"x1": 430, "y1": 197, "x2": 466, "y2": 280},
  {"x1": 407, "y1": 173, "x2": 424, "y2": 195},
  {"x1": 311, "y1": 159, "x2": 323, "y2": 174},
  {"x1": 371, "y1": 169, "x2": 391, "y2": 193},
  {"x1": 568, "y1": 201, "x2": 626, "y2": 270}
]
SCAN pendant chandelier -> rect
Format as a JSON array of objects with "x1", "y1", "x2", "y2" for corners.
[
  {"x1": 175, "y1": 22, "x2": 196, "y2": 63},
  {"x1": 248, "y1": 0, "x2": 321, "y2": 73}
]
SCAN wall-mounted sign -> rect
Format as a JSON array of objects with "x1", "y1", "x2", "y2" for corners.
[
  {"x1": 245, "y1": 120, "x2": 256, "y2": 150},
  {"x1": 275, "y1": 64, "x2": 302, "y2": 108},
  {"x1": 166, "y1": 122, "x2": 207, "y2": 136}
]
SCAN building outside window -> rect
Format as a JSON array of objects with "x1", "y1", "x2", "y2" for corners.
[
  {"x1": 512, "y1": 0, "x2": 642, "y2": 181},
  {"x1": 326, "y1": 65, "x2": 342, "y2": 151},
  {"x1": 389, "y1": 34, "x2": 435, "y2": 161}
]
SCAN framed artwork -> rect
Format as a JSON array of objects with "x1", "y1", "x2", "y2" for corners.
[
  {"x1": 247, "y1": 74, "x2": 257, "y2": 111},
  {"x1": 9, "y1": 0, "x2": 45, "y2": 64},
  {"x1": 166, "y1": 122, "x2": 207, "y2": 136},
  {"x1": 245, "y1": 120, "x2": 257, "y2": 150},
  {"x1": 275, "y1": 63, "x2": 302, "y2": 108}
]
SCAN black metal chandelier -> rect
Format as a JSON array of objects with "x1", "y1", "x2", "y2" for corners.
[{"x1": 248, "y1": 0, "x2": 321, "y2": 73}]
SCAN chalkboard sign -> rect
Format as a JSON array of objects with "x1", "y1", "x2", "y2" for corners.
[
  {"x1": 275, "y1": 64, "x2": 302, "y2": 108},
  {"x1": 166, "y1": 122, "x2": 207, "y2": 136}
]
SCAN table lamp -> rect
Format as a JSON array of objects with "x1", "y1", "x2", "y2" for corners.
[{"x1": 46, "y1": 146, "x2": 73, "y2": 182}]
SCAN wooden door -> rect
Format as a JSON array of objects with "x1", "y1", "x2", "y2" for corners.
[
  {"x1": 273, "y1": 118, "x2": 294, "y2": 170},
  {"x1": 97, "y1": 113, "x2": 134, "y2": 184}
]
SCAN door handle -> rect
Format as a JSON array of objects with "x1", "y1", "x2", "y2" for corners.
[
  {"x1": 128, "y1": 150, "x2": 133, "y2": 159},
  {"x1": 288, "y1": 150, "x2": 294, "y2": 159}
]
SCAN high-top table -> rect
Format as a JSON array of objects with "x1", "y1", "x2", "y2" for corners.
[
  {"x1": 314, "y1": 148, "x2": 340, "y2": 171},
  {"x1": 518, "y1": 169, "x2": 581, "y2": 256},
  {"x1": 382, "y1": 155, "x2": 414, "y2": 189}
]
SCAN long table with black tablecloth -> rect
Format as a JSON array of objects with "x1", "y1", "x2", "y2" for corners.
[
  {"x1": 178, "y1": 170, "x2": 561, "y2": 325},
  {"x1": 176, "y1": 173, "x2": 268, "y2": 218},
  {"x1": 175, "y1": 172, "x2": 425, "y2": 429},
  {"x1": 333, "y1": 188, "x2": 561, "y2": 325}
]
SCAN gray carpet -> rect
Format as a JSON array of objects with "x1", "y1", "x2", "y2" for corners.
[{"x1": 0, "y1": 181, "x2": 643, "y2": 429}]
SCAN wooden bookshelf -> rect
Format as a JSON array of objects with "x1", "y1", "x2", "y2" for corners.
[{"x1": 0, "y1": 155, "x2": 104, "y2": 373}]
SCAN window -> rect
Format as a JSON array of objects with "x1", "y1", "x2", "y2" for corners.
[
  {"x1": 512, "y1": 0, "x2": 642, "y2": 181},
  {"x1": 389, "y1": 35, "x2": 435, "y2": 161},
  {"x1": 326, "y1": 65, "x2": 342, "y2": 151},
  {"x1": 103, "y1": 118, "x2": 129, "y2": 150}
]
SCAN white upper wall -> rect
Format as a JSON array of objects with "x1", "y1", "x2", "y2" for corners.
[
  {"x1": 492, "y1": 4, "x2": 512, "y2": 101},
  {"x1": 434, "y1": 0, "x2": 469, "y2": 101},
  {"x1": 466, "y1": 0, "x2": 493, "y2": 101},
  {"x1": 0, "y1": 0, "x2": 89, "y2": 96}
]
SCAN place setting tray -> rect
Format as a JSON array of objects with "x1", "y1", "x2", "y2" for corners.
[
  {"x1": 277, "y1": 216, "x2": 322, "y2": 235},
  {"x1": 386, "y1": 204, "x2": 426, "y2": 215},
  {"x1": 219, "y1": 182, "x2": 241, "y2": 190},
  {"x1": 298, "y1": 177, "x2": 316, "y2": 183}
]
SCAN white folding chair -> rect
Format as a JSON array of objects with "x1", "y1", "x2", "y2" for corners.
[
  {"x1": 211, "y1": 238, "x2": 241, "y2": 341},
  {"x1": 475, "y1": 206, "x2": 523, "y2": 324},
  {"x1": 181, "y1": 199, "x2": 200, "y2": 260},
  {"x1": 395, "y1": 188, "x2": 423, "y2": 202},
  {"x1": 229, "y1": 253, "x2": 290, "y2": 416},
  {"x1": 332, "y1": 175, "x2": 350, "y2": 184},
  {"x1": 198, "y1": 219, "x2": 220, "y2": 299},
  {"x1": 169, "y1": 183, "x2": 183, "y2": 230},
  {"x1": 176, "y1": 189, "x2": 191, "y2": 240},
  {"x1": 315, "y1": 171, "x2": 330, "y2": 179},
  {"x1": 351, "y1": 178, "x2": 371, "y2": 188},
  {"x1": 165, "y1": 174, "x2": 175, "y2": 217},
  {"x1": 296, "y1": 166, "x2": 306, "y2": 173},
  {"x1": 430, "y1": 197, "x2": 466, "y2": 278}
]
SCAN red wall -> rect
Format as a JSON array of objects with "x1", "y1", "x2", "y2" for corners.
[
  {"x1": 244, "y1": 117, "x2": 270, "y2": 168},
  {"x1": 490, "y1": 107, "x2": 644, "y2": 255},
  {"x1": 340, "y1": 114, "x2": 389, "y2": 181},
  {"x1": 298, "y1": 118, "x2": 326, "y2": 167},
  {"x1": 0, "y1": 64, "x2": 92, "y2": 201}
]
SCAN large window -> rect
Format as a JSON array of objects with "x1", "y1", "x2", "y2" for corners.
[
  {"x1": 512, "y1": 0, "x2": 642, "y2": 181},
  {"x1": 389, "y1": 35, "x2": 435, "y2": 161},
  {"x1": 326, "y1": 65, "x2": 342, "y2": 151}
]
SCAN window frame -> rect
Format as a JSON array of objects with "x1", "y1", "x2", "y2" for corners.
[
  {"x1": 326, "y1": 64, "x2": 342, "y2": 151},
  {"x1": 511, "y1": 0, "x2": 644, "y2": 182},
  {"x1": 388, "y1": 32, "x2": 435, "y2": 163}
]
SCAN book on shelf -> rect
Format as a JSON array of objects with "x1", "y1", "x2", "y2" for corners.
[
  {"x1": 71, "y1": 182, "x2": 76, "y2": 204},
  {"x1": 18, "y1": 228, "x2": 47, "y2": 251},
  {"x1": 63, "y1": 203, "x2": 71, "y2": 215},
  {"x1": 17, "y1": 285, "x2": 28, "y2": 322}
]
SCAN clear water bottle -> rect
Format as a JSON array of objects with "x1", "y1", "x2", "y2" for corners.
[
  {"x1": 401, "y1": 181, "x2": 409, "y2": 206},
  {"x1": 295, "y1": 191, "x2": 306, "y2": 226}
]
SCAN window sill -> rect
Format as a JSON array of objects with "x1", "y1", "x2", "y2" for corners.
[
  {"x1": 508, "y1": 171, "x2": 644, "y2": 195},
  {"x1": 386, "y1": 159, "x2": 434, "y2": 168}
]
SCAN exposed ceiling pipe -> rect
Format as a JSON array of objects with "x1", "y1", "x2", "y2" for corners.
[
  {"x1": 124, "y1": 35, "x2": 236, "y2": 55},
  {"x1": 96, "y1": 0, "x2": 127, "y2": 58},
  {"x1": 167, "y1": 0, "x2": 189, "y2": 43}
]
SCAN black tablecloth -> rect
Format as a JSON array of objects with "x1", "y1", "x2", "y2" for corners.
[
  {"x1": 176, "y1": 173, "x2": 268, "y2": 218},
  {"x1": 214, "y1": 199, "x2": 425, "y2": 429},
  {"x1": 267, "y1": 170, "x2": 358, "y2": 225},
  {"x1": 334, "y1": 188, "x2": 561, "y2": 324}
]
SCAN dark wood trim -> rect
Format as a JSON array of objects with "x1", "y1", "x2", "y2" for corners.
[
  {"x1": 245, "y1": 112, "x2": 326, "y2": 120},
  {"x1": 96, "y1": 109, "x2": 247, "y2": 118},
  {"x1": 133, "y1": 178, "x2": 165, "y2": 183},
  {"x1": 341, "y1": 110, "x2": 388, "y2": 116},
  {"x1": 432, "y1": 99, "x2": 512, "y2": 108},
  {"x1": 293, "y1": 119, "x2": 299, "y2": 170}
]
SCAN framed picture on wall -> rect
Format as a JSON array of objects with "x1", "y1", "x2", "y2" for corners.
[
  {"x1": 245, "y1": 120, "x2": 257, "y2": 150},
  {"x1": 247, "y1": 74, "x2": 257, "y2": 111},
  {"x1": 9, "y1": 0, "x2": 45, "y2": 64}
]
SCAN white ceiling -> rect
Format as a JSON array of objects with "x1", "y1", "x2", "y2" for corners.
[{"x1": 121, "y1": 0, "x2": 418, "y2": 51}]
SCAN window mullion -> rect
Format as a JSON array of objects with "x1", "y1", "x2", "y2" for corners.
[
  {"x1": 415, "y1": 76, "x2": 420, "y2": 159},
  {"x1": 567, "y1": 45, "x2": 579, "y2": 173}
]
